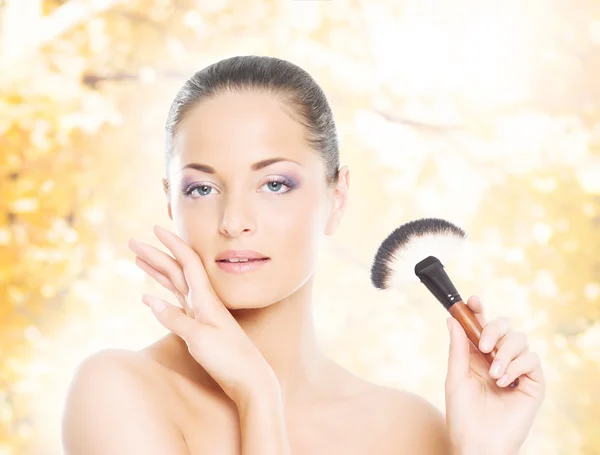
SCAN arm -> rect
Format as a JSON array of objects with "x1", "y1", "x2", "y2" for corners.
[
  {"x1": 128, "y1": 228, "x2": 291, "y2": 454},
  {"x1": 236, "y1": 381, "x2": 291, "y2": 455},
  {"x1": 62, "y1": 350, "x2": 190, "y2": 455}
]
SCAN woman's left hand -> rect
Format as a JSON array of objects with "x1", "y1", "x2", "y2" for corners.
[
  {"x1": 445, "y1": 295, "x2": 546, "y2": 455},
  {"x1": 127, "y1": 225, "x2": 279, "y2": 407}
]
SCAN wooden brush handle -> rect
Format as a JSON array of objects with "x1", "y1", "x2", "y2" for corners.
[{"x1": 448, "y1": 301, "x2": 520, "y2": 388}]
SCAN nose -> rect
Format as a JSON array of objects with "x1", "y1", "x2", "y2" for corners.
[{"x1": 218, "y1": 195, "x2": 255, "y2": 238}]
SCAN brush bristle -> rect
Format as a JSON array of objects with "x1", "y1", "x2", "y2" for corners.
[{"x1": 370, "y1": 218, "x2": 466, "y2": 290}]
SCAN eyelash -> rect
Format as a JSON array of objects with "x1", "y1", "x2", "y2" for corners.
[{"x1": 182, "y1": 177, "x2": 296, "y2": 199}]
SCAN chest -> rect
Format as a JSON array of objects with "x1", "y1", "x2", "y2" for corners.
[
  {"x1": 170, "y1": 381, "x2": 391, "y2": 455},
  {"x1": 181, "y1": 417, "x2": 385, "y2": 455}
]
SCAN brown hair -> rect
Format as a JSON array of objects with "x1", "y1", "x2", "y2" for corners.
[{"x1": 164, "y1": 55, "x2": 340, "y2": 187}]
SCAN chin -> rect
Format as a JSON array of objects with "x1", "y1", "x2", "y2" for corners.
[
  {"x1": 223, "y1": 300, "x2": 272, "y2": 311},
  {"x1": 209, "y1": 279, "x2": 276, "y2": 309},
  {"x1": 207, "y1": 262, "x2": 313, "y2": 310},
  {"x1": 218, "y1": 293, "x2": 277, "y2": 311}
]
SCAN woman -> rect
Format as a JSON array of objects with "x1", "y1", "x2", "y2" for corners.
[{"x1": 61, "y1": 55, "x2": 545, "y2": 454}]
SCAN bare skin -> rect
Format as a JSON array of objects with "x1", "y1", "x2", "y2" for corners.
[
  {"x1": 61, "y1": 335, "x2": 450, "y2": 454},
  {"x1": 62, "y1": 90, "x2": 452, "y2": 453},
  {"x1": 145, "y1": 332, "x2": 450, "y2": 454},
  {"x1": 64, "y1": 89, "x2": 540, "y2": 454}
]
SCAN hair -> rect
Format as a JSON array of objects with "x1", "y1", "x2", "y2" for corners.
[{"x1": 164, "y1": 55, "x2": 340, "y2": 189}]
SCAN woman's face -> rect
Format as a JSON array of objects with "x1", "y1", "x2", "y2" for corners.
[{"x1": 164, "y1": 91, "x2": 348, "y2": 310}]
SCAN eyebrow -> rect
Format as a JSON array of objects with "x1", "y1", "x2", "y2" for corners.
[{"x1": 181, "y1": 157, "x2": 301, "y2": 174}]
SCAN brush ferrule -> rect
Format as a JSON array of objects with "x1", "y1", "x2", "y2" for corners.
[{"x1": 415, "y1": 256, "x2": 462, "y2": 311}]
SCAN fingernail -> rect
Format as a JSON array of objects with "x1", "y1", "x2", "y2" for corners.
[
  {"x1": 145, "y1": 295, "x2": 167, "y2": 312},
  {"x1": 497, "y1": 373, "x2": 509, "y2": 386},
  {"x1": 447, "y1": 318, "x2": 452, "y2": 333},
  {"x1": 480, "y1": 337, "x2": 492, "y2": 352},
  {"x1": 490, "y1": 360, "x2": 502, "y2": 378}
]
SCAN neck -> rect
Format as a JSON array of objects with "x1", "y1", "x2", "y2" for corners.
[
  {"x1": 230, "y1": 275, "x2": 327, "y2": 404},
  {"x1": 164, "y1": 275, "x2": 331, "y2": 406}
]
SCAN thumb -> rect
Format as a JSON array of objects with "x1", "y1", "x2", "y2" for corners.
[{"x1": 446, "y1": 317, "x2": 471, "y2": 386}]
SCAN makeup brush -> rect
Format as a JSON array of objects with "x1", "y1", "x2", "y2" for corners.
[{"x1": 370, "y1": 217, "x2": 519, "y2": 389}]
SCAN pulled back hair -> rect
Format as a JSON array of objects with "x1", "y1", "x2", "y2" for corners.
[{"x1": 164, "y1": 55, "x2": 340, "y2": 188}]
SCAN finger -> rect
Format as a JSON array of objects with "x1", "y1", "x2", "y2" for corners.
[
  {"x1": 478, "y1": 317, "x2": 511, "y2": 353},
  {"x1": 129, "y1": 238, "x2": 189, "y2": 298},
  {"x1": 488, "y1": 331, "x2": 528, "y2": 379},
  {"x1": 142, "y1": 294, "x2": 199, "y2": 339},
  {"x1": 153, "y1": 226, "x2": 213, "y2": 294},
  {"x1": 134, "y1": 256, "x2": 189, "y2": 311},
  {"x1": 496, "y1": 351, "x2": 543, "y2": 388},
  {"x1": 466, "y1": 295, "x2": 486, "y2": 327},
  {"x1": 134, "y1": 255, "x2": 176, "y2": 293},
  {"x1": 153, "y1": 225, "x2": 228, "y2": 321}
]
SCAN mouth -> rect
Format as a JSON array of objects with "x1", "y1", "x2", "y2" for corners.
[
  {"x1": 215, "y1": 257, "x2": 270, "y2": 274},
  {"x1": 216, "y1": 258, "x2": 270, "y2": 263}
]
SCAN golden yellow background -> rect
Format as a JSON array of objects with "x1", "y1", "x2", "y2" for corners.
[{"x1": 1, "y1": 0, "x2": 599, "y2": 454}]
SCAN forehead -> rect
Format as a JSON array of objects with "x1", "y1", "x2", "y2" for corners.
[{"x1": 173, "y1": 91, "x2": 310, "y2": 166}]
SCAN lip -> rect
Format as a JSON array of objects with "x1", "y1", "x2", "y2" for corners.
[
  {"x1": 216, "y1": 257, "x2": 270, "y2": 274},
  {"x1": 215, "y1": 250, "x2": 269, "y2": 261}
]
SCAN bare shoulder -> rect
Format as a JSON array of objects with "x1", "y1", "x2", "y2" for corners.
[
  {"x1": 72, "y1": 347, "x2": 157, "y2": 374},
  {"x1": 371, "y1": 383, "x2": 445, "y2": 419},
  {"x1": 62, "y1": 348, "x2": 188, "y2": 455},
  {"x1": 325, "y1": 362, "x2": 452, "y2": 454},
  {"x1": 367, "y1": 384, "x2": 453, "y2": 455},
  {"x1": 66, "y1": 348, "x2": 172, "y2": 395}
]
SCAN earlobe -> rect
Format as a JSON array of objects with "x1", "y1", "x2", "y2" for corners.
[
  {"x1": 324, "y1": 211, "x2": 341, "y2": 236},
  {"x1": 324, "y1": 165, "x2": 349, "y2": 236},
  {"x1": 325, "y1": 195, "x2": 343, "y2": 236},
  {"x1": 162, "y1": 177, "x2": 173, "y2": 221}
]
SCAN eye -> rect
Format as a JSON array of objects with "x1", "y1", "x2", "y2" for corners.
[
  {"x1": 260, "y1": 177, "x2": 296, "y2": 195},
  {"x1": 182, "y1": 184, "x2": 217, "y2": 199}
]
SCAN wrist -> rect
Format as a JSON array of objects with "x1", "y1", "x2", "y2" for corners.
[
  {"x1": 235, "y1": 380, "x2": 291, "y2": 455},
  {"x1": 234, "y1": 377, "x2": 282, "y2": 414}
]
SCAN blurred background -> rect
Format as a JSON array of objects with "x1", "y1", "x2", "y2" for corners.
[{"x1": 1, "y1": 0, "x2": 599, "y2": 453}]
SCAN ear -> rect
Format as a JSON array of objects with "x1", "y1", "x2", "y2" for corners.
[
  {"x1": 324, "y1": 165, "x2": 349, "y2": 236},
  {"x1": 162, "y1": 177, "x2": 173, "y2": 221}
]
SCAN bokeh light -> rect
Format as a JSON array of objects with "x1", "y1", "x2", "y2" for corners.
[{"x1": 1, "y1": 0, "x2": 599, "y2": 454}]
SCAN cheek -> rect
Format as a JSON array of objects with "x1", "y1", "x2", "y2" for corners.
[
  {"x1": 178, "y1": 194, "x2": 326, "y2": 310},
  {"x1": 170, "y1": 205, "x2": 217, "y2": 262},
  {"x1": 267, "y1": 193, "x2": 325, "y2": 264}
]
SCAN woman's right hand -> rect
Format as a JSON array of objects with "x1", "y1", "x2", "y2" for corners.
[{"x1": 128, "y1": 224, "x2": 279, "y2": 407}]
